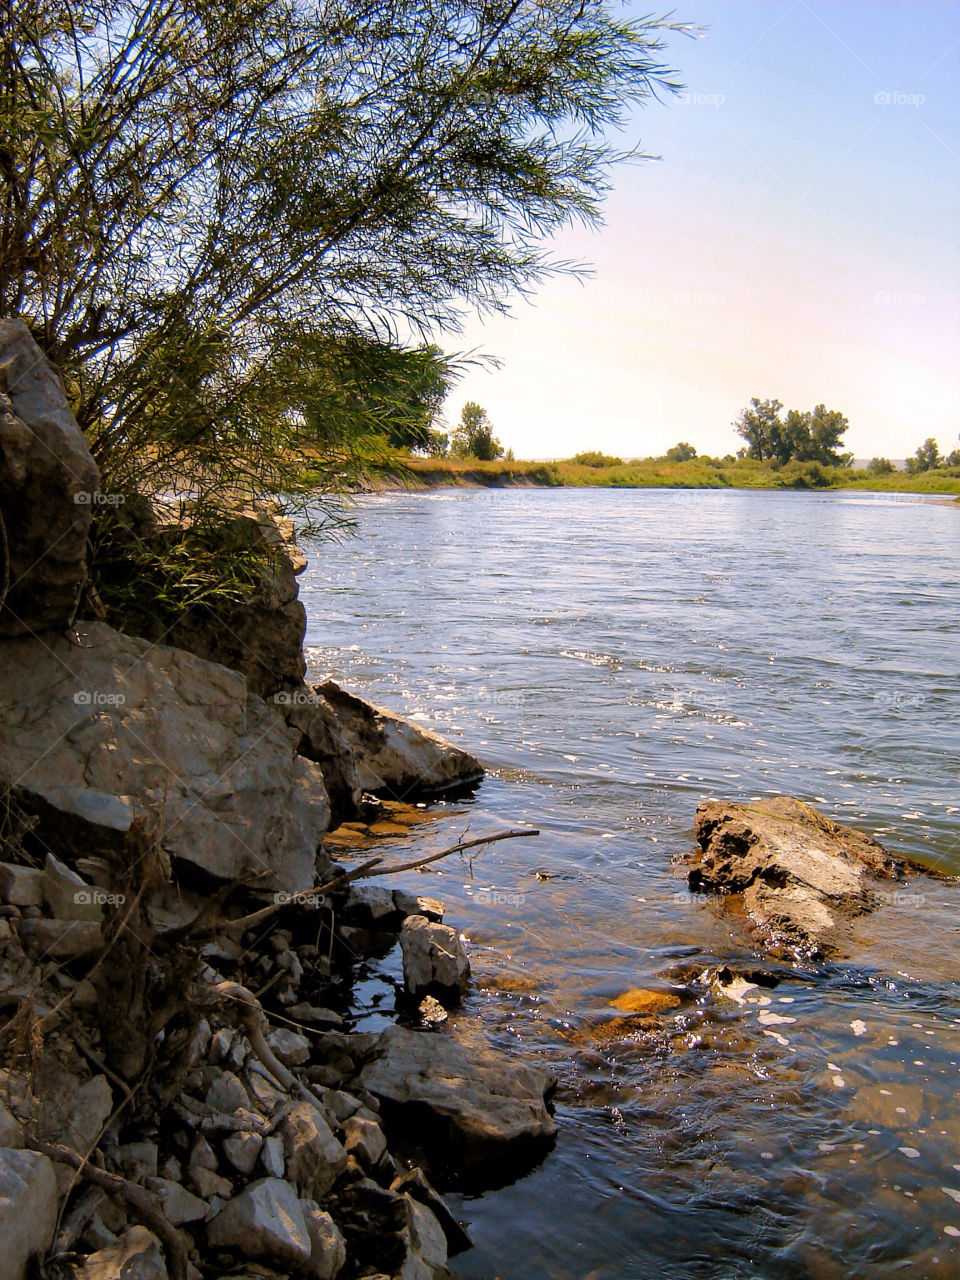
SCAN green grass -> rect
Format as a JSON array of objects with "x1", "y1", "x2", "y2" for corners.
[{"x1": 380, "y1": 454, "x2": 960, "y2": 494}]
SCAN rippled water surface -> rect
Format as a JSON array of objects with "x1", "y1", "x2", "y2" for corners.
[{"x1": 299, "y1": 489, "x2": 960, "y2": 1280}]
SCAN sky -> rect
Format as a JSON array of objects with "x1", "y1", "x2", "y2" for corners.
[{"x1": 437, "y1": 1, "x2": 960, "y2": 461}]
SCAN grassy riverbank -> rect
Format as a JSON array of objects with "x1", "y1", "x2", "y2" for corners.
[{"x1": 363, "y1": 454, "x2": 960, "y2": 494}]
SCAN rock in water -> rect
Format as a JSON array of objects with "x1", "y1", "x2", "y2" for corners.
[
  {"x1": 206, "y1": 1177, "x2": 312, "y2": 1267},
  {"x1": 0, "y1": 320, "x2": 99, "y2": 636},
  {"x1": 0, "y1": 1148, "x2": 58, "y2": 1280},
  {"x1": 359, "y1": 1026, "x2": 557, "y2": 1188},
  {"x1": 687, "y1": 796, "x2": 908, "y2": 956},
  {"x1": 317, "y1": 681, "x2": 483, "y2": 799},
  {"x1": 400, "y1": 916, "x2": 470, "y2": 1001},
  {"x1": 0, "y1": 622, "x2": 330, "y2": 891}
]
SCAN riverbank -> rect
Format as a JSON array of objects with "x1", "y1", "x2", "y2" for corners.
[{"x1": 356, "y1": 454, "x2": 960, "y2": 494}]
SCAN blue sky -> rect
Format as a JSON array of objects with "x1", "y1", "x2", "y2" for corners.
[{"x1": 439, "y1": 1, "x2": 960, "y2": 461}]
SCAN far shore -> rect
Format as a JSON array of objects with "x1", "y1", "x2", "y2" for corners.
[{"x1": 347, "y1": 454, "x2": 960, "y2": 497}]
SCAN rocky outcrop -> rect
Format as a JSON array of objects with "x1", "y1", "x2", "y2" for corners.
[
  {"x1": 358, "y1": 1026, "x2": 557, "y2": 1188},
  {"x1": 687, "y1": 796, "x2": 909, "y2": 956},
  {"x1": 0, "y1": 319, "x2": 99, "y2": 636},
  {"x1": 281, "y1": 689, "x2": 362, "y2": 819},
  {"x1": 0, "y1": 621, "x2": 330, "y2": 891},
  {"x1": 317, "y1": 681, "x2": 483, "y2": 800}
]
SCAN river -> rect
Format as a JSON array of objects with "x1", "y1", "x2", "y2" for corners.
[{"x1": 299, "y1": 488, "x2": 960, "y2": 1280}]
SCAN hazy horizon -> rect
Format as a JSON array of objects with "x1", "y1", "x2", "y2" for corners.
[{"x1": 438, "y1": 1, "x2": 960, "y2": 463}]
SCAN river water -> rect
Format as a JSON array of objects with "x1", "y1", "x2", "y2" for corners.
[{"x1": 299, "y1": 488, "x2": 960, "y2": 1280}]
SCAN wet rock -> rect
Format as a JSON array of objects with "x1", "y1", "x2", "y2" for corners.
[
  {"x1": 206, "y1": 1177, "x2": 311, "y2": 1267},
  {"x1": 0, "y1": 1147, "x2": 58, "y2": 1280},
  {"x1": 77, "y1": 1225, "x2": 168, "y2": 1280},
  {"x1": 301, "y1": 1203, "x2": 347, "y2": 1279},
  {"x1": 317, "y1": 682, "x2": 483, "y2": 800},
  {"x1": 0, "y1": 864, "x2": 43, "y2": 908},
  {"x1": 359, "y1": 1026, "x2": 557, "y2": 1188},
  {"x1": 400, "y1": 916, "x2": 469, "y2": 1001},
  {"x1": 393, "y1": 891, "x2": 444, "y2": 923},
  {"x1": 391, "y1": 1167, "x2": 472, "y2": 1254},
  {"x1": 0, "y1": 319, "x2": 99, "y2": 636},
  {"x1": 279, "y1": 1102, "x2": 347, "y2": 1199},
  {"x1": 688, "y1": 796, "x2": 909, "y2": 956},
  {"x1": 0, "y1": 622, "x2": 330, "y2": 892}
]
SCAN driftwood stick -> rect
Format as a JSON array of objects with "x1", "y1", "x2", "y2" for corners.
[
  {"x1": 25, "y1": 1134, "x2": 190, "y2": 1280},
  {"x1": 360, "y1": 826, "x2": 540, "y2": 877}
]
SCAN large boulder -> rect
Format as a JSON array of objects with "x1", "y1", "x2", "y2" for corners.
[
  {"x1": 317, "y1": 682, "x2": 483, "y2": 800},
  {"x1": 687, "y1": 796, "x2": 909, "y2": 956},
  {"x1": 0, "y1": 622, "x2": 330, "y2": 891},
  {"x1": 0, "y1": 319, "x2": 99, "y2": 636},
  {"x1": 0, "y1": 1147, "x2": 58, "y2": 1280},
  {"x1": 281, "y1": 688, "x2": 362, "y2": 819},
  {"x1": 358, "y1": 1026, "x2": 556, "y2": 1188},
  {"x1": 206, "y1": 1177, "x2": 312, "y2": 1267}
]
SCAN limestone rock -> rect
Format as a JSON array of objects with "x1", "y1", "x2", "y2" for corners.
[
  {"x1": 206, "y1": 1177, "x2": 311, "y2": 1267},
  {"x1": 77, "y1": 1226, "x2": 168, "y2": 1280},
  {"x1": 279, "y1": 1101, "x2": 348, "y2": 1200},
  {"x1": 0, "y1": 622, "x2": 330, "y2": 892},
  {"x1": 43, "y1": 853, "x2": 101, "y2": 921},
  {"x1": 0, "y1": 319, "x2": 99, "y2": 636},
  {"x1": 222, "y1": 1131, "x2": 263, "y2": 1175},
  {"x1": 400, "y1": 916, "x2": 469, "y2": 1000},
  {"x1": 302, "y1": 1204, "x2": 347, "y2": 1279},
  {"x1": 267, "y1": 1027, "x2": 310, "y2": 1066},
  {"x1": 282, "y1": 689, "x2": 362, "y2": 820},
  {"x1": 0, "y1": 863, "x2": 43, "y2": 907},
  {"x1": 17, "y1": 917, "x2": 103, "y2": 961},
  {"x1": 688, "y1": 796, "x2": 909, "y2": 956},
  {"x1": 0, "y1": 1100, "x2": 23, "y2": 1148},
  {"x1": 342, "y1": 1114, "x2": 387, "y2": 1167},
  {"x1": 318, "y1": 682, "x2": 483, "y2": 800},
  {"x1": 145, "y1": 1178, "x2": 207, "y2": 1226},
  {"x1": 359, "y1": 1026, "x2": 556, "y2": 1188},
  {"x1": 0, "y1": 1147, "x2": 58, "y2": 1280}
]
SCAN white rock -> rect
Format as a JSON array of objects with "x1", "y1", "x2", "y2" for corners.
[
  {"x1": 268, "y1": 1027, "x2": 311, "y2": 1066},
  {"x1": 206, "y1": 1177, "x2": 311, "y2": 1267},
  {"x1": 0, "y1": 1148, "x2": 58, "y2": 1280},
  {"x1": 42, "y1": 853, "x2": 102, "y2": 921},
  {"x1": 400, "y1": 915, "x2": 469, "y2": 997},
  {"x1": 77, "y1": 1225, "x2": 167, "y2": 1279},
  {"x1": 279, "y1": 1102, "x2": 347, "y2": 1199},
  {"x1": 222, "y1": 1130, "x2": 263, "y2": 1175},
  {"x1": 146, "y1": 1178, "x2": 208, "y2": 1226},
  {"x1": 0, "y1": 864, "x2": 43, "y2": 908},
  {"x1": 342, "y1": 1114, "x2": 387, "y2": 1167},
  {"x1": 301, "y1": 1203, "x2": 347, "y2": 1279},
  {"x1": 260, "y1": 1134, "x2": 285, "y2": 1178}
]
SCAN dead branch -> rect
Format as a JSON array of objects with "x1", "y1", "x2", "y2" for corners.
[{"x1": 361, "y1": 826, "x2": 540, "y2": 877}]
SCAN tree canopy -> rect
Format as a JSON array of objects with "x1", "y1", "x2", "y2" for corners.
[
  {"x1": 450, "y1": 401, "x2": 503, "y2": 460},
  {"x1": 1, "y1": 0, "x2": 688, "y2": 505},
  {"x1": 734, "y1": 399, "x2": 851, "y2": 467}
]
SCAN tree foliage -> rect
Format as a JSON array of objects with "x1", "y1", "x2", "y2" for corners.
[
  {"x1": 734, "y1": 398, "x2": 851, "y2": 467},
  {"x1": 1, "y1": 0, "x2": 688, "y2": 507},
  {"x1": 450, "y1": 400, "x2": 503, "y2": 460},
  {"x1": 665, "y1": 441, "x2": 696, "y2": 462}
]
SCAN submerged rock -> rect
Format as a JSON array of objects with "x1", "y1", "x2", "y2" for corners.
[
  {"x1": 358, "y1": 1026, "x2": 556, "y2": 1188},
  {"x1": 0, "y1": 622, "x2": 330, "y2": 892},
  {"x1": 317, "y1": 682, "x2": 483, "y2": 800},
  {"x1": 687, "y1": 796, "x2": 909, "y2": 955}
]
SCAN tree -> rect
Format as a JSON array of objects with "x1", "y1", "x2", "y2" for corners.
[
  {"x1": 906, "y1": 438, "x2": 943, "y2": 473},
  {"x1": 867, "y1": 457, "x2": 894, "y2": 474},
  {"x1": 450, "y1": 402, "x2": 503, "y2": 460},
  {"x1": 665, "y1": 442, "x2": 697, "y2": 462},
  {"x1": 734, "y1": 399, "x2": 850, "y2": 466},
  {"x1": 0, "y1": 0, "x2": 689, "y2": 507}
]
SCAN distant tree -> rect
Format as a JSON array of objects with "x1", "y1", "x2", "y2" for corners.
[
  {"x1": 450, "y1": 402, "x2": 504, "y2": 461},
  {"x1": 735, "y1": 399, "x2": 850, "y2": 466},
  {"x1": 945, "y1": 449, "x2": 960, "y2": 468},
  {"x1": 665, "y1": 441, "x2": 697, "y2": 462},
  {"x1": 906, "y1": 437, "x2": 942, "y2": 474},
  {"x1": 572, "y1": 450, "x2": 623, "y2": 467},
  {"x1": 424, "y1": 429, "x2": 450, "y2": 458},
  {"x1": 734, "y1": 399, "x2": 784, "y2": 462},
  {"x1": 867, "y1": 457, "x2": 894, "y2": 474},
  {"x1": 504, "y1": 447, "x2": 516, "y2": 462}
]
